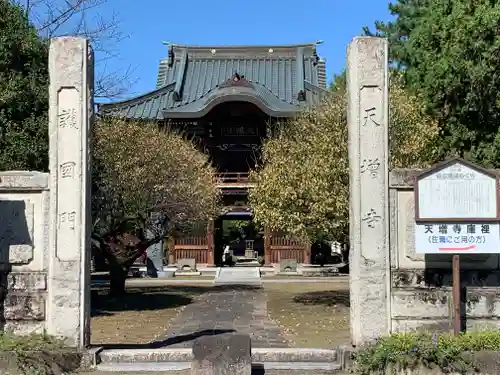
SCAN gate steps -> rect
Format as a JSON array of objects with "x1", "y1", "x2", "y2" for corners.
[
  {"x1": 93, "y1": 347, "x2": 345, "y2": 373},
  {"x1": 214, "y1": 266, "x2": 261, "y2": 285}
]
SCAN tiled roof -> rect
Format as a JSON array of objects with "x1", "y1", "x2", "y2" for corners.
[{"x1": 100, "y1": 42, "x2": 327, "y2": 120}]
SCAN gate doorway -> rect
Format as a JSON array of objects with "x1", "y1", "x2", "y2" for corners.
[{"x1": 217, "y1": 212, "x2": 264, "y2": 265}]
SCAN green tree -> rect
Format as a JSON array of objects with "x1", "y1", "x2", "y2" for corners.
[
  {"x1": 92, "y1": 119, "x2": 220, "y2": 294},
  {"x1": 365, "y1": 0, "x2": 500, "y2": 166},
  {"x1": 0, "y1": 1, "x2": 49, "y2": 171},
  {"x1": 249, "y1": 74, "x2": 439, "y2": 243}
]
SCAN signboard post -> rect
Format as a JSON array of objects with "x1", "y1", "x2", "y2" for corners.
[
  {"x1": 452, "y1": 255, "x2": 460, "y2": 336},
  {"x1": 414, "y1": 158, "x2": 500, "y2": 335}
]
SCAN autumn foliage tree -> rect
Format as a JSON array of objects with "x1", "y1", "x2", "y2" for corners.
[
  {"x1": 249, "y1": 73, "x2": 439, "y2": 244},
  {"x1": 92, "y1": 119, "x2": 220, "y2": 294}
]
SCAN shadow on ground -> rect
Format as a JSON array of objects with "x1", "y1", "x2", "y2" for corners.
[
  {"x1": 97, "y1": 329, "x2": 236, "y2": 349},
  {"x1": 292, "y1": 289, "x2": 350, "y2": 307},
  {"x1": 91, "y1": 291, "x2": 194, "y2": 317},
  {"x1": 91, "y1": 284, "x2": 262, "y2": 317}
]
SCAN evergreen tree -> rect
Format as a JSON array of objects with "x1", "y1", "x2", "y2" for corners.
[
  {"x1": 365, "y1": 0, "x2": 500, "y2": 166},
  {"x1": 0, "y1": 1, "x2": 49, "y2": 171}
]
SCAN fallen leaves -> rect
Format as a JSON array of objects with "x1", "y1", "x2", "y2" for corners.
[{"x1": 265, "y1": 282, "x2": 350, "y2": 348}]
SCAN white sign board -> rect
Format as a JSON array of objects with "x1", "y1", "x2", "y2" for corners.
[
  {"x1": 415, "y1": 222, "x2": 500, "y2": 254},
  {"x1": 417, "y1": 161, "x2": 497, "y2": 220}
]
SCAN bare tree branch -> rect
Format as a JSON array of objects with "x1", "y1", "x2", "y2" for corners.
[{"x1": 17, "y1": 0, "x2": 135, "y2": 99}]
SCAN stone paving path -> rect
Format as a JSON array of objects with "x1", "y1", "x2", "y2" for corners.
[
  {"x1": 160, "y1": 285, "x2": 290, "y2": 348},
  {"x1": 215, "y1": 267, "x2": 262, "y2": 285}
]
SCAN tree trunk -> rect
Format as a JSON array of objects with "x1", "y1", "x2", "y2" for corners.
[{"x1": 109, "y1": 266, "x2": 127, "y2": 296}]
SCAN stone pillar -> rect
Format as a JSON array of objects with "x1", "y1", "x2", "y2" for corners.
[
  {"x1": 146, "y1": 215, "x2": 165, "y2": 273},
  {"x1": 191, "y1": 333, "x2": 251, "y2": 375},
  {"x1": 146, "y1": 239, "x2": 164, "y2": 272},
  {"x1": 347, "y1": 37, "x2": 390, "y2": 345},
  {"x1": 46, "y1": 37, "x2": 94, "y2": 348}
]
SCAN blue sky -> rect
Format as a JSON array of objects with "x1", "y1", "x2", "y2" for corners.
[{"x1": 36, "y1": 0, "x2": 393, "y2": 98}]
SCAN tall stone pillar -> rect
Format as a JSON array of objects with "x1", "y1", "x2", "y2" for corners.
[
  {"x1": 46, "y1": 37, "x2": 94, "y2": 348},
  {"x1": 347, "y1": 37, "x2": 390, "y2": 345}
]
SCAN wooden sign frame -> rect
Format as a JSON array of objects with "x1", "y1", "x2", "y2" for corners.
[{"x1": 414, "y1": 157, "x2": 500, "y2": 223}]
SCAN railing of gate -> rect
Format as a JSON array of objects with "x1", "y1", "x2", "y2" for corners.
[
  {"x1": 269, "y1": 236, "x2": 309, "y2": 263},
  {"x1": 172, "y1": 236, "x2": 209, "y2": 264},
  {"x1": 217, "y1": 172, "x2": 250, "y2": 183}
]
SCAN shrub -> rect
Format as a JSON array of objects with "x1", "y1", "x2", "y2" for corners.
[
  {"x1": 0, "y1": 333, "x2": 81, "y2": 375},
  {"x1": 352, "y1": 331, "x2": 500, "y2": 374}
]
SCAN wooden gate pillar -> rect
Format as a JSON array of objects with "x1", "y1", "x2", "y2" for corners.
[
  {"x1": 206, "y1": 218, "x2": 215, "y2": 266},
  {"x1": 264, "y1": 226, "x2": 271, "y2": 265},
  {"x1": 167, "y1": 237, "x2": 175, "y2": 265},
  {"x1": 303, "y1": 242, "x2": 311, "y2": 264}
]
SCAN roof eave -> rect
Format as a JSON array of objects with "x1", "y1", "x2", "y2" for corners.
[
  {"x1": 98, "y1": 83, "x2": 176, "y2": 113},
  {"x1": 162, "y1": 105, "x2": 300, "y2": 119}
]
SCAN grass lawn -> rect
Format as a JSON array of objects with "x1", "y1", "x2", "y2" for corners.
[
  {"x1": 91, "y1": 286, "x2": 201, "y2": 346},
  {"x1": 265, "y1": 282, "x2": 350, "y2": 348}
]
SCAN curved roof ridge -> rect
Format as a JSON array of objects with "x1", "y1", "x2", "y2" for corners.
[
  {"x1": 180, "y1": 78, "x2": 297, "y2": 107},
  {"x1": 241, "y1": 79, "x2": 296, "y2": 105},
  {"x1": 162, "y1": 41, "x2": 324, "y2": 50}
]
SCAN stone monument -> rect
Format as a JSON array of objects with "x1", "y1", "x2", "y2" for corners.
[
  {"x1": 191, "y1": 333, "x2": 251, "y2": 375},
  {"x1": 347, "y1": 37, "x2": 390, "y2": 345},
  {"x1": 46, "y1": 37, "x2": 94, "y2": 347}
]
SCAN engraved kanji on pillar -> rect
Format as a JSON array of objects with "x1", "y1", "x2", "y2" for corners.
[
  {"x1": 347, "y1": 37, "x2": 390, "y2": 346},
  {"x1": 47, "y1": 37, "x2": 94, "y2": 349},
  {"x1": 359, "y1": 85, "x2": 386, "y2": 241}
]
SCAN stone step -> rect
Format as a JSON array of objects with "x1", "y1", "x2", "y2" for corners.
[
  {"x1": 95, "y1": 348, "x2": 345, "y2": 373},
  {"x1": 93, "y1": 363, "x2": 343, "y2": 373},
  {"x1": 235, "y1": 262, "x2": 261, "y2": 267},
  {"x1": 89, "y1": 366, "x2": 343, "y2": 374},
  {"x1": 214, "y1": 266, "x2": 262, "y2": 285},
  {"x1": 97, "y1": 348, "x2": 341, "y2": 364}
]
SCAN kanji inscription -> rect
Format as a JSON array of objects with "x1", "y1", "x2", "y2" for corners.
[
  {"x1": 360, "y1": 158, "x2": 381, "y2": 177},
  {"x1": 417, "y1": 160, "x2": 497, "y2": 220},
  {"x1": 58, "y1": 108, "x2": 78, "y2": 128},
  {"x1": 362, "y1": 208, "x2": 382, "y2": 228},
  {"x1": 59, "y1": 211, "x2": 76, "y2": 229},
  {"x1": 60, "y1": 161, "x2": 76, "y2": 178},
  {"x1": 416, "y1": 223, "x2": 500, "y2": 254},
  {"x1": 363, "y1": 107, "x2": 380, "y2": 127}
]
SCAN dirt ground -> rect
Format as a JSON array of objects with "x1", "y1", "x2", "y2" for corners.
[
  {"x1": 91, "y1": 286, "x2": 199, "y2": 346},
  {"x1": 90, "y1": 281, "x2": 350, "y2": 348},
  {"x1": 265, "y1": 282, "x2": 350, "y2": 348}
]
